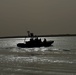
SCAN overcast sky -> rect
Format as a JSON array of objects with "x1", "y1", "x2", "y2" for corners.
[{"x1": 0, "y1": 0, "x2": 76, "y2": 36}]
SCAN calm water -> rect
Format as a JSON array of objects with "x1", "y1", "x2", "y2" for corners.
[{"x1": 0, "y1": 36, "x2": 76, "y2": 75}]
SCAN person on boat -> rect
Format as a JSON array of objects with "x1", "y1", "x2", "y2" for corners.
[
  {"x1": 27, "y1": 31, "x2": 30, "y2": 37},
  {"x1": 35, "y1": 37, "x2": 38, "y2": 42},
  {"x1": 39, "y1": 38, "x2": 41, "y2": 42},
  {"x1": 43, "y1": 38, "x2": 47, "y2": 43},
  {"x1": 27, "y1": 31, "x2": 34, "y2": 37},
  {"x1": 30, "y1": 38, "x2": 33, "y2": 41}
]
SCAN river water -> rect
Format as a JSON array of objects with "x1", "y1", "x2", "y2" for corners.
[{"x1": 0, "y1": 36, "x2": 76, "y2": 75}]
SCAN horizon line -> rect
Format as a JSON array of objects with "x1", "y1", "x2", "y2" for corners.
[{"x1": 0, "y1": 34, "x2": 76, "y2": 39}]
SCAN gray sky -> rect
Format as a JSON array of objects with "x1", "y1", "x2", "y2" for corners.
[{"x1": 0, "y1": 0, "x2": 76, "y2": 36}]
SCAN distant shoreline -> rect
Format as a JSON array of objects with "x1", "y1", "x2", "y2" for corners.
[{"x1": 0, "y1": 34, "x2": 76, "y2": 39}]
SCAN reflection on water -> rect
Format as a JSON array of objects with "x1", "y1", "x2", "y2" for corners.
[
  {"x1": 0, "y1": 47, "x2": 76, "y2": 75},
  {"x1": 0, "y1": 37, "x2": 76, "y2": 75}
]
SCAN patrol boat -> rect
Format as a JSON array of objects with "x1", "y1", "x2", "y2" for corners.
[{"x1": 17, "y1": 31, "x2": 54, "y2": 48}]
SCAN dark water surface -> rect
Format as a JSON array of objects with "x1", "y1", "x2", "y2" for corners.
[{"x1": 0, "y1": 36, "x2": 76, "y2": 75}]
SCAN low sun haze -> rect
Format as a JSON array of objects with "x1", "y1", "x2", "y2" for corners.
[{"x1": 0, "y1": 0, "x2": 76, "y2": 37}]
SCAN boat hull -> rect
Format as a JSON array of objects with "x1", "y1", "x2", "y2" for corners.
[{"x1": 17, "y1": 41, "x2": 54, "y2": 48}]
